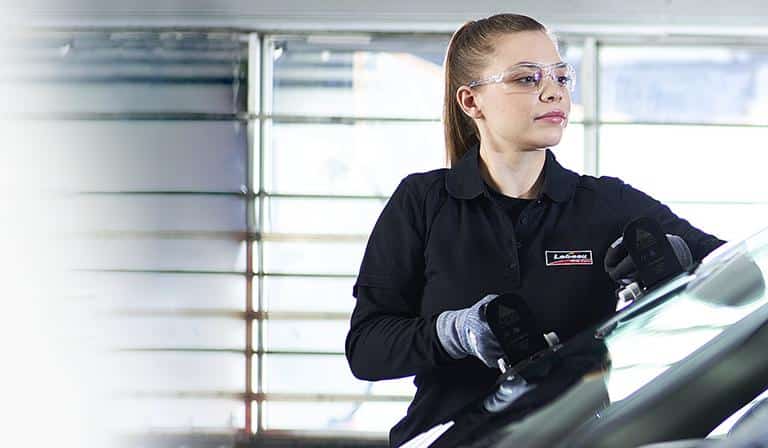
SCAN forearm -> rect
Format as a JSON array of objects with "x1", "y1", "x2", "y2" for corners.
[
  {"x1": 345, "y1": 286, "x2": 453, "y2": 381},
  {"x1": 618, "y1": 181, "x2": 727, "y2": 262}
]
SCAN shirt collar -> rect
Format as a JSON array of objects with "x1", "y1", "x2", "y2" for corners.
[{"x1": 445, "y1": 143, "x2": 578, "y2": 203}]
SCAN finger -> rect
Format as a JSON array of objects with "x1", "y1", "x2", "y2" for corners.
[
  {"x1": 483, "y1": 337, "x2": 506, "y2": 358},
  {"x1": 478, "y1": 293, "x2": 502, "y2": 322},
  {"x1": 608, "y1": 255, "x2": 637, "y2": 282},
  {"x1": 667, "y1": 234, "x2": 693, "y2": 269},
  {"x1": 604, "y1": 237, "x2": 628, "y2": 270},
  {"x1": 479, "y1": 294, "x2": 499, "y2": 305},
  {"x1": 469, "y1": 334, "x2": 497, "y2": 367},
  {"x1": 477, "y1": 352, "x2": 496, "y2": 369},
  {"x1": 479, "y1": 345, "x2": 505, "y2": 368}
]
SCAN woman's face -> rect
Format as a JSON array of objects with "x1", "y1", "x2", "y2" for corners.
[{"x1": 461, "y1": 31, "x2": 572, "y2": 151}]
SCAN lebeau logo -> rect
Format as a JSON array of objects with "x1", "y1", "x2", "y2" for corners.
[{"x1": 545, "y1": 250, "x2": 594, "y2": 266}]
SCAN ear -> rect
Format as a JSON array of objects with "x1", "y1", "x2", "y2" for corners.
[{"x1": 456, "y1": 85, "x2": 484, "y2": 119}]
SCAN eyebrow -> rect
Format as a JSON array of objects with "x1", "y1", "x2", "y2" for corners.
[{"x1": 503, "y1": 60, "x2": 565, "y2": 70}]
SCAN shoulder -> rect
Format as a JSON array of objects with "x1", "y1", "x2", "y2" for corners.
[
  {"x1": 400, "y1": 168, "x2": 449, "y2": 196},
  {"x1": 574, "y1": 174, "x2": 626, "y2": 193},
  {"x1": 572, "y1": 173, "x2": 630, "y2": 213},
  {"x1": 395, "y1": 168, "x2": 449, "y2": 208},
  {"x1": 388, "y1": 169, "x2": 450, "y2": 234},
  {"x1": 575, "y1": 173, "x2": 663, "y2": 216}
]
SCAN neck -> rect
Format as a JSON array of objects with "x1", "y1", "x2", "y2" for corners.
[{"x1": 478, "y1": 142, "x2": 546, "y2": 199}]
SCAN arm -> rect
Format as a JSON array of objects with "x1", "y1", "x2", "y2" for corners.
[
  {"x1": 615, "y1": 178, "x2": 727, "y2": 262},
  {"x1": 345, "y1": 176, "x2": 453, "y2": 381},
  {"x1": 346, "y1": 286, "x2": 453, "y2": 380}
]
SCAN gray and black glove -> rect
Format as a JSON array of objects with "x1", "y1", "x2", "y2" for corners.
[
  {"x1": 436, "y1": 294, "x2": 505, "y2": 368},
  {"x1": 604, "y1": 233, "x2": 693, "y2": 285}
]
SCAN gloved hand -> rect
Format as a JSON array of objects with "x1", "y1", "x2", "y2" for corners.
[
  {"x1": 436, "y1": 294, "x2": 505, "y2": 368},
  {"x1": 604, "y1": 233, "x2": 692, "y2": 285}
]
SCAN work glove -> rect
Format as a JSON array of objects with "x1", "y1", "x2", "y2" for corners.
[
  {"x1": 436, "y1": 294, "x2": 505, "y2": 368},
  {"x1": 604, "y1": 233, "x2": 693, "y2": 285}
]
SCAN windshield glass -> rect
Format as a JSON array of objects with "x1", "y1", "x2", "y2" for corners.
[{"x1": 600, "y1": 227, "x2": 768, "y2": 403}]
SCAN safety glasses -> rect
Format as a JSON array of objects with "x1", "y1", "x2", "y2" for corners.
[{"x1": 467, "y1": 61, "x2": 576, "y2": 94}]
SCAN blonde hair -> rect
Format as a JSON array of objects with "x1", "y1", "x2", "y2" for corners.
[{"x1": 443, "y1": 14, "x2": 549, "y2": 166}]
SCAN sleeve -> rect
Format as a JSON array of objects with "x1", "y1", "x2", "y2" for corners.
[
  {"x1": 615, "y1": 178, "x2": 727, "y2": 262},
  {"x1": 345, "y1": 176, "x2": 454, "y2": 381}
]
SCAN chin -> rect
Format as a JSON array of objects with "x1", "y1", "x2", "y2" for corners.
[{"x1": 528, "y1": 132, "x2": 564, "y2": 149}]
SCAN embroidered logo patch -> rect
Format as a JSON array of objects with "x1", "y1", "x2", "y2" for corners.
[{"x1": 545, "y1": 250, "x2": 593, "y2": 266}]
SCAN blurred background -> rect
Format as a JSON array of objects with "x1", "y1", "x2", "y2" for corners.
[{"x1": 1, "y1": 1, "x2": 768, "y2": 447}]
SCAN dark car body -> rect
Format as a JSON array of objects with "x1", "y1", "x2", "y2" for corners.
[{"x1": 403, "y1": 227, "x2": 768, "y2": 448}]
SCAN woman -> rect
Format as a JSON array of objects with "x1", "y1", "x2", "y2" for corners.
[{"x1": 345, "y1": 13, "x2": 725, "y2": 447}]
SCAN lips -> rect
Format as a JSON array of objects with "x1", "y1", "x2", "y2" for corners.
[{"x1": 535, "y1": 110, "x2": 567, "y2": 120}]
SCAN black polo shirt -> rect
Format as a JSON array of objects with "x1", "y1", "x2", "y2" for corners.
[
  {"x1": 345, "y1": 144, "x2": 726, "y2": 447},
  {"x1": 486, "y1": 181, "x2": 533, "y2": 226}
]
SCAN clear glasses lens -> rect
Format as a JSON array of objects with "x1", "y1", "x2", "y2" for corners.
[{"x1": 501, "y1": 64, "x2": 575, "y2": 93}]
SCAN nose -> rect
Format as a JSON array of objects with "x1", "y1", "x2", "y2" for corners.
[{"x1": 538, "y1": 75, "x2": 563, "y2": 103}]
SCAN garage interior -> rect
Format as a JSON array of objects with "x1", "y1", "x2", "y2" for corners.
[{"x1": 2, "y1": 1, "x2": 768, "y2": 447}]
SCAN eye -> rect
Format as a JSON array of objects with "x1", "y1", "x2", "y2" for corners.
[
  {"x1": 503, "y1": 71, "x2": 539, "y2": 86},
  {"x1": 557, "y1": 75, "x2": 573, "y2": 86}
]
